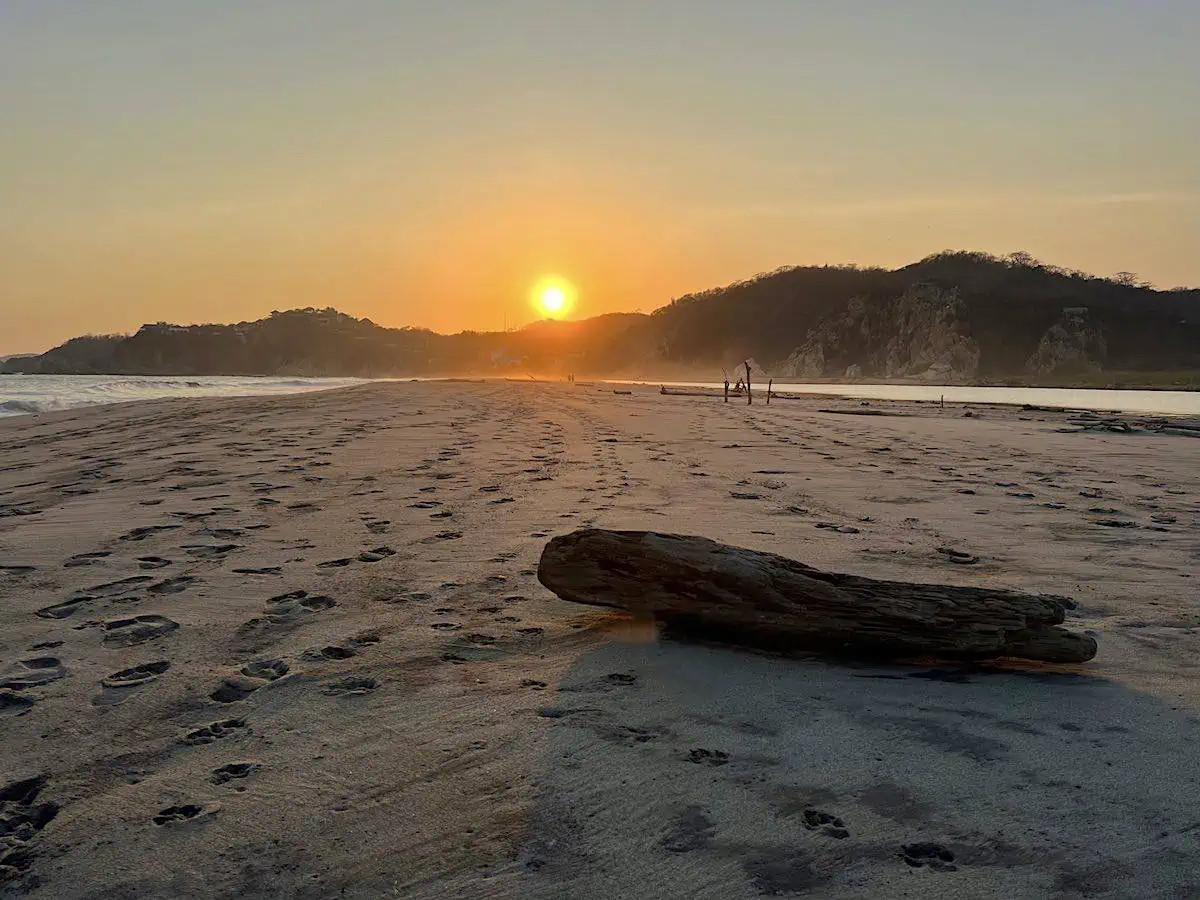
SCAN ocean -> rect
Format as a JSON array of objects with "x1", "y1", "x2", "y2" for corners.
[
  {"x1": 0, "y1": 374, "x2": 368, "y2": 418},
  {"x1": 1, "y1": 374, "x2": 1197, "y2": 419}
]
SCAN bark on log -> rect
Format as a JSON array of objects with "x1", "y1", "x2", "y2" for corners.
[{"x1": 538, "y1": 529, "x2": 1096, "y2": 664}]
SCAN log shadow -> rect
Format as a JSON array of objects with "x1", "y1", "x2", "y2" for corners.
[{"x1": 512, "y1": 627, "x2": 1200, "y2": 898}]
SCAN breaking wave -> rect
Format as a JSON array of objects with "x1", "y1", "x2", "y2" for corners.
[{"x1": 0, "y1": 375, "x2": 369, "y2": 418}]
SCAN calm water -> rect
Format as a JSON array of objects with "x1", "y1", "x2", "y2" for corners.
[
  {"x1": 3, "y1": 374, "x2": 1196, "y2": 420},
  {"x1": 0, "y1": 374, "x2": 367, "y2": 418},
  {"x1": 653, "y1": 381, "x2": 1200, "y2": 417}
]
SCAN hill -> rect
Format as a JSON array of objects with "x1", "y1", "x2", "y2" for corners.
[{"x1": 5, "y1": 252, "x2": 1199, "y2": 385}]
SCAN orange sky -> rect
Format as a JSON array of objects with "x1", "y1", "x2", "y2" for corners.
[{"x1": 2, "y1": 3, "x2": 1197, "y2": 353}]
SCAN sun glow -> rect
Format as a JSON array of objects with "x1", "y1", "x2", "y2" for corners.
[{"x1": 532, "y1": 277, "x2": 576, "y2": 319}]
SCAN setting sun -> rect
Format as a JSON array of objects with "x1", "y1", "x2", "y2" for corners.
[{"x1": 532, "y1": 277, "x2": 576, "y2": 320}]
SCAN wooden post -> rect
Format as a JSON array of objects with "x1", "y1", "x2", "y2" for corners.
[
  {"x1": 744, "y1": 360, "x2": 752, "y2": 405},
  {"x1": 767, "y1": 379, "x2": 773, "y2": 405},
  {"x1": 722, "y1": 369, "x2": 729, "y2": 403}
]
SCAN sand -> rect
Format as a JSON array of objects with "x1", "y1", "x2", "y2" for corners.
[{"x1": 1, "y1": 380, "x2": 1198, "y2": 899}]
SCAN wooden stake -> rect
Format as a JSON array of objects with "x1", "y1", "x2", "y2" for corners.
[{"x1": 744, "y1": 360, "x2": 752, "y2": 406}]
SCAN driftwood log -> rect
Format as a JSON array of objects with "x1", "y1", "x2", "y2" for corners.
[{"x1": 538, "y1": 529, "x2": 1096, "y2": 664}]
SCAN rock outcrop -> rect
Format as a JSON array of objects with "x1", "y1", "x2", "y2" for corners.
[
  {"x1": 1026, "y1": 307, "x2": 1107, "y2": 375},
  {"x1": 778, "y1": 285, "x2": 980, "y2": 381},
  {"x1": 881, "y1": 285, "x2": 980, "y2": 380},
  {"x1": 538, "y1": 529, "x2": 1097, "y2": 664}
]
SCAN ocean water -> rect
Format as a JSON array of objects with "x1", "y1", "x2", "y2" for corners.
[
  {"x1": 0, "y1": 374, "x2": 368, "y2": 418},
  {"x1": 654, "y1": 381, "x2": 1200, "y2": 417},
  {"x1": 2, "y1": 374, "x2": 1196, "y2": 420}
]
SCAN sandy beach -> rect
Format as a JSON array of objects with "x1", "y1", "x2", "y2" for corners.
[{"x1": 2, "y1": 380, "x2": 1198, "y2": 899}]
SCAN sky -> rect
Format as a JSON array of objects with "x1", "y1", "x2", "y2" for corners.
[{"x1": 1, "y1": 1, "x2": 1197, "y2": 353}]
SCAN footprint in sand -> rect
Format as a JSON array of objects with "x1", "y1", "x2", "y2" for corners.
[
  {"x1": 101, "y1": 661, "x2": 170, "y2": 689},
  {"x1": 0, "y1": 775, "x2": 60, "y2": 875},
  {"x1": 137, "y1": 557, "x2": 173, "y2": 570},
  {"x1": 239, "y1": 591, "x2": 336, "y2": 632},
  {"x1": 81, "y1": 575, "x2": 154, "y2": 598},
  {"x1": 1, "y1": 657, "x2": 68, "y2": 691},
  {"x1": 152, "y1": 803, "x2": 218, "y2": 826},
  {"x1": 421, "y1": 531, "x2": 463, "y2": 544},
  {"x1": 210, "y1": 678, "x2": 263, "y2": 703},
  {"x1": 1, "y1": 691, "x2": 36, "y2": 717},
  {"x1": 660, "y1": 806, "x2": 717, "y2": 855},
  {"x1": 210, "y1": 763, "x2": 262, "y2": 786},
  {"x1": 322, "y1": 677, "x2": 377, "y2": 696},
  {"x1": 358, "y1": 547, "x2": 395, "y2": 563},
  {"x1": 64, "y1": 551, "x2": 112, "y2": 568},
  {"x1": 148, "y1": 575, "x2": 197, "y2": 595},
  {"x1": 179, "y1": 718, "x2": 245, "y2": 746},
  {"x1": 306, "y1": 645, "x2": 357, "y2": 661},
  {"x1": 901, "y1": 842, "x2": 957, "y2": 871},
  {"x1": 101, "y1": 615, "x2": 180, "y2": 648},
  {"x1": 687, "y1": 748, "x2": 730, "y2": 767},
  {"x1": 197, "y1": 527, "x2": 245, "y2": 540},
  {"x1": 183, "y1": 544, "x2": 242, "y2": 560},
  {"x1": 936, "y1": 547, "x2": 980, "y2": 565},
  {"x1": 802, "y1": 808, "x2": 849, "y2": 839},
  {"x1": 815, "y1": 522, "x2": 861, "y2": 535},
  {"x1": 240, "y1": 659, "x2": 289, "y2": 680},
  {"x1": 120, "y1": 525, "x2": 182, "y2": 542},
  {"x1": 232, "y1": 567, "x2": 282, "y2": 575},
  {"x1": 36, "y1": 598, "x2": 91, "y2": 619},
  {"x1": 317, "y1": 558, "x2": 353, "y2": 569}
]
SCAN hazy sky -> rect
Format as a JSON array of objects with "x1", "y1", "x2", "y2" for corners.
[{"x1": 2, "y1": 1, "x2": 1197, "y2": 352}]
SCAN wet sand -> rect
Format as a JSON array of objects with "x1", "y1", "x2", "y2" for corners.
[{"x1": 1, "y1": 380, "x2": 1198, "y2": 898}]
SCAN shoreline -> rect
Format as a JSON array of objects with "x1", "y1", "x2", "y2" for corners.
[
  {"x1": 5, "y1": 367, "x2": 1199, "y2": 392},
  {"x1": 3, "y1": 373, "x2": 1199, "y2": 423}
]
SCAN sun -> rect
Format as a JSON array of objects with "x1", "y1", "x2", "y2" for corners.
[{"x1": 532, "y1": 277, "x2": 576, "y2": 320}]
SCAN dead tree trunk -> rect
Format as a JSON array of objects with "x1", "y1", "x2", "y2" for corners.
[
  {"x1": 722, "y1": 369, "x2": 729, "y2": 403},
  {"x1": 744, "y1": 360, "x2": 752, "y2": 406},
  {"x1": 538, "y1": 529, "x2": 1096, "y2": 664},
  {"x1": 767, "y1": 379, "x2": 773, "y2": 404}
]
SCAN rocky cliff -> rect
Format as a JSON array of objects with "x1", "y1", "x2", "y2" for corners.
[
  {"x1": 1025, "y1": 307, "x2": 1107, "y2": 375},
  {"x1": 779, "y1": 285, "x2": 980, "y2": 381}
]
